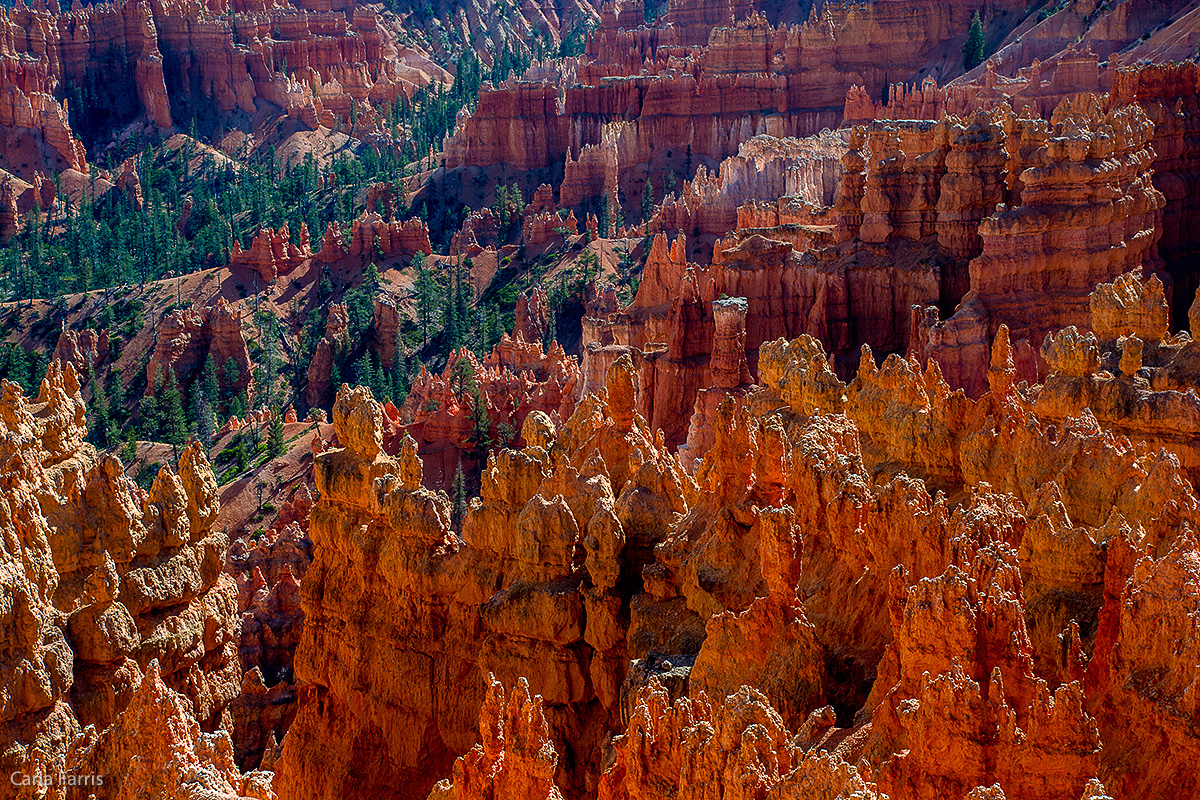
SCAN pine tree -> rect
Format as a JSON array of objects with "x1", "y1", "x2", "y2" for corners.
[
  {"x1": 497, "y1": 421, "x2": 516, "y2": 448},
  {"x1": 450, "y1": 354, "x2": 475, "y2": 395},
  {"x1": 232, "y1": 436, "x2": 248, "y2": 473},
  {"x1": 469, "y1": 383, "x2": 491, "y2": 453},
  {"x1": 579, "y1": 249, "x2": 600, "y2": 293},
  {"x1": 599, "y1": 194, "x2": 611, "y2": 238},
  {"x1": 194, "y1": 389, "x2": 215, "y2": 444},
  {"x1": 414, "y1": 253, "x2": 438, "y2": 347},
  {"x1": 364, "y1": 352, "x2": 386, "y2": 400},
  {"x1": 392, "y1": 355, "x2": 410, "y2": 404},
  {"x1": 201, "y1": 355, "x2": 219, "y2": 410},
  {"x1": 355, "y1": 351, "x2": 375, "y2": 390},
  {"x1": 223, "y1": 357, "x2": 241, "y2": 399},
  {"x1": 963, "y1": 11, "x2": 985, "y2": 71},
  {"x1": 160, "y1": 372, "x2": 188, "y2": 454},
  {"x1": 231, "y1": 391, "x2": 248, "y2": 420},
  {"x1": 140, "y1": 368, "x2": 165, "y2": 440},
  {"x1": 106, "y1": 368, "x2": 125, "y2": 423},
  {"x1": 481, "y1": 306, "x2": 501, "y2": 352},
  {"x1": 267, "y1": 409, "x2": 285, "y2": 458},
  {"x1": 86, "y1": 367, "x2": 112, "y2": 446},
  {"x1": 451, "y1": 463, "x2": 467, "y2": 533},
  {"x1": 362, "y1": 261, "x2": 381, "y2": 295}
]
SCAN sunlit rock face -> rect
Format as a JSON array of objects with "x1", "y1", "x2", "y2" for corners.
[{"x1": 0, "y1": 363, "x2": 251, "y2": 798}]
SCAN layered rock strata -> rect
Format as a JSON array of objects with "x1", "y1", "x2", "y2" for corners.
[
  {"x1": 229, "y1": 484, "x2": 313, "y2": 769},
  {"x1": 446, "y1": 0, "x2": 1033, "y2": 195},
  {"x1": 0, "y1": 0, "x2": 448, "y2": 186},
  {"x1": 322, "y1": 306, "x2": 1200, "y2": 799}
]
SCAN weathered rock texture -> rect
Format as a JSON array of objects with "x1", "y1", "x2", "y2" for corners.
[
  {"x1": 396, "y1": 330, "x2": 582, "y2": 490},
  {"x1": 579, "y1": 88, "x2": 1170, "y2": 449},
  {"x1": 915, "y1": 97, "x2": 1165, "y2": 395},
  {"x1": 276, "y1": 358, "x2": 693, "y2": 798},
  {"x1": 9, "y1": 1, "x2": 1199, "y2": 798},
  {"x1": 276, "y1": 294, "x2": 1200, "y2": 800},
  {"x1": 1029, "y1": 270, "x2": 1200, "y2": 481},
  {"x1": 229, "y1": 484, "x2": 313, "y2": 769},
  {"x1": 55, "y1": 662, "x2": 275, "y2": 800},
  {"x1": 428, "y1": 675, "x2": 565, "y2": 800},
  {"x1": 273, "y1": 5, "x2": 1200, "y2": 800},
  {"x1": 0, "y1": 362, "x2": 248, "y2": 796},
  {"x1": 445, "y1": 0, "x2": 1035, "y2": 195},
  {"x1": 305, "y1": 302, "x2": 349, "y2": 409},
  {"x1": 146, "y1": 298, "x2": 253, "y2": 397}
]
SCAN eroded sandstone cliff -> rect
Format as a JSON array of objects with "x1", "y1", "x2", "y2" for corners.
[
  {"x1": 272, "y1": 280, "x2": 1200, "y2": 799},
  {"x1": 0, "y1": 362, "x2": 261, "y2": 797}
]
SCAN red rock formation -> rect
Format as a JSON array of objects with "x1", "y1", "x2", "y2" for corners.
[
  {"x1": 1026, "y1": 271, "x2": 1200, "y2": 481},
  {"x1": 231, "y1": 224, "x2": 312, "y2": 283},
  {"x1": 52, "y1": 327, "x2": 109, "y2": 376},
  {"x1": 146, "y1": 297, "x2": 252, "y2": 396},
  {"x1": 0, "y1": 362, "x2": 244, "y2": 791},
  {"x1": 601, "y1": 683, "x2": 877, "y2": 800},
  {"x1": 677, "y1": 295, "x2": 752, "y2": 468},
  {"x1": 845, "y1": 44, "x2": 1111, "y2": 127},
  {"x1": 0, "y1": 18, "x2": 88, "y2": 180},
  {"x1": 276, "y1": 355, "x2": 695, "y2": 798},
  {"x1": 1108, "y1": 61, "x2": 1200, "y2": 314},
  {"x1": 583, "y1": 214, "x2": 944, "y2": 446},
  {"x1": 116, "y1": 157, "x2": 143, "y2": 210},
  {"x1": 1092, "y1": 530, "x2": 1200, "y2": 799},
  {"x1": 59, "y1": 662, "x2": 273, "y2": 800},
  {"x1": 345, "y1": 214, "x2": 432, "y2": 261},
  {"x1": 447, "y1": 0, "x2": 1032, "y2": 195},
  {"x1": 428, "y1": 676, "x2": 565, "y2": 800},
  {"x1": 10, "y1": 2, "x2": 1196, "y2": 796},
  {"x1": 305, "y1": 302, "x2": 348, "y2": 408},
  {"x1": 914, "y1": 98, "x2": 1165, "y2": 395},
  {"x1": 372, "y1": 295, "x2": 402, "y2": 370},
  {"x1": 313, "y1": 214, "x2": 432, "y2": 265},
  {"x1": 229, "y1": 484, "x2": 313, "y2": 769},
  {"x1": 1089, "y1": 268, "x2": 1168, "y2": 343},
  {"x1": 582, "y1": 99, "x2": 1157, "y2": 443},
  {"x1": 396, "y1": 335, "x2": 582, "y2": 489},
  {"x1": 266, "y1": 283, "x2": 1200, "y2": 800},
  {"x1": 449, "y1": 208, "x2": 501, "y2": 256},
  {"x1": 865, "y1": 541, "x2": 1100, "y2": 800},
  {"x1": 524, "y1": 208, "x2": 578, "y2": 247},
  {"x1": 0, "y1": 0, "x2": 451, "y2": 199},
  {"x1": 638, "y1": 130, "x2": 845, "y2": 248},
  {"x1": 315, "y1": 222, "x2": 344, "y2": 264},
  {"x1": 514, "y1": 285, "x2": 551, "y2": 345}
]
